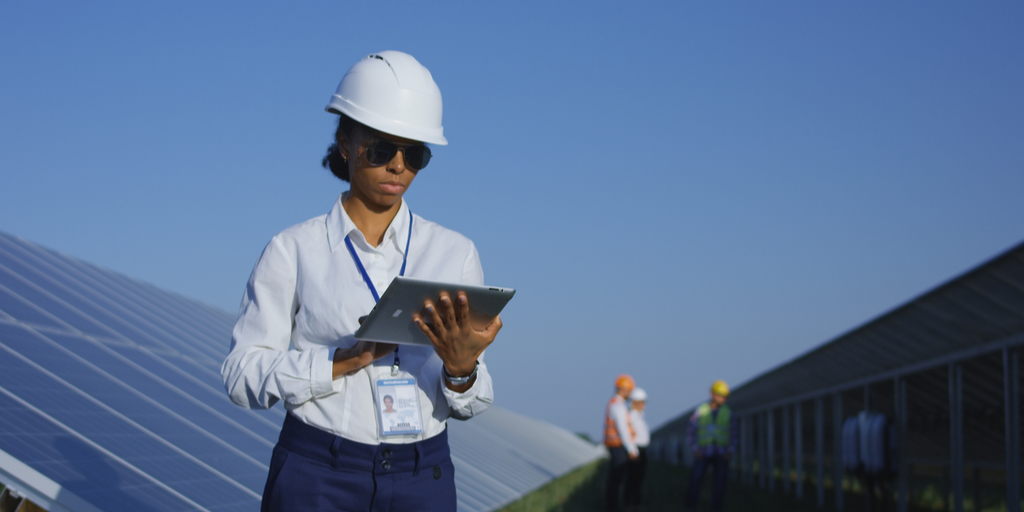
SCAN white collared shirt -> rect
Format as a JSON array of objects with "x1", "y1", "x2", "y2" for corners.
[
  {"x1": 629, "y1": 408, "x2": 650, "y2": 448},
  {"x1": 221, "y1": 193, "x2": 493, "y2": 444}
]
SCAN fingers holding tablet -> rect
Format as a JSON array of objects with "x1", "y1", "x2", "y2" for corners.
[
  {"x1": 354, "y1": 277, "x2": 513, "y2": 347},
  {"x1": 414, "y1": 290, "x2": 502, "y2": 379}
]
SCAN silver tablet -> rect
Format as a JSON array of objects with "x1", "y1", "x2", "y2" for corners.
[{"x1": 354, "y1": 276, "x2": 515, "y2": 346}]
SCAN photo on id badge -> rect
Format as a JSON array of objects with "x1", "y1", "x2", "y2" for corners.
[{"x1": 375, "y1": 377, "x2": 423, "y2": 436}]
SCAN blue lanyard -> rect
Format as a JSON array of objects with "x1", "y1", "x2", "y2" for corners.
[{"x1": 344, "y1": 209, "x2": 413, "y2": 375}]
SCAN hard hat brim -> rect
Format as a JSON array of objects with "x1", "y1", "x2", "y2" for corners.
[{"x1": 326, "y1": 102, "x2": 449, "y2": 146}]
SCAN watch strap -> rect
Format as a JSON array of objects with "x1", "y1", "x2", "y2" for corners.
[{"x1": 443, "y1": 362, "x2": 479, "y2": 385}]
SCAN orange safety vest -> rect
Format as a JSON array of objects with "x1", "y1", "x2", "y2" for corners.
[{"x1": 604, "y1": 396, "x2": 635, "y2": 448}]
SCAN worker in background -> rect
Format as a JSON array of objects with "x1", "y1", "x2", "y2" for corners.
[
  {"x1": 624, "y1": 387, "x2": 649, "y2": 510},
  {"x1": 604, "y1": 374, "x2": 638, "y2": 512},
  {"x1": 684, "y1": 380, "x2": 737, "y2": 512}
]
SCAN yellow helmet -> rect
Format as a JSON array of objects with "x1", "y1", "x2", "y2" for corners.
[
  {"x1": 711, "y1": 380, "x2": 730, "y2": 397},
  {"x1": 615, "y1": 374, "x2": 635, "y2": 391}
]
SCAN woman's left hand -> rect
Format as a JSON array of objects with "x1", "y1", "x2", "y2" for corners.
[{"x1": 413, "y1": 291, "x2": 502, "y2": 392}]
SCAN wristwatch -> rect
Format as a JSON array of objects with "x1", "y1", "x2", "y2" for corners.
[{"x1": 442, "y1": 361, "x2": 479, "y2": 386}]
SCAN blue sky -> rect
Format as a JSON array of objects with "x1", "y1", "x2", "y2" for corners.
[{"x1": 2, "y1": 2, "x2": 1022, "y2": 441}]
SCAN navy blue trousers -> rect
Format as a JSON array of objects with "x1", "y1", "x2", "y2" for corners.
[
  {"x1": 262, "y1": 414, "x2": 457, "y2": 512},
  {"x1": 684, "y1": 454, "x2": 729, "y2": 512},
  {"x1": 624, "y1": 447, "x2": 647, "y2": 507}
]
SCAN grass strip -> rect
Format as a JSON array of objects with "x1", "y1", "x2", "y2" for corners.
[{"x1": 497, "y1": 458, "x2": 605, "y2": 512}]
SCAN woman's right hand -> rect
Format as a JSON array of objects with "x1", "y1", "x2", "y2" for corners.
[{"x1": 332, "y1": 341, "x2": 396, "y2": 379}]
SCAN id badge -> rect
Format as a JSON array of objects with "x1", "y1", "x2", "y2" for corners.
[{"x1": 374, "y1": 374, "x2": 424, "y2": 437}]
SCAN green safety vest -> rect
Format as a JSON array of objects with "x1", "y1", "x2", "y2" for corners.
[{"x1": 696, "y1": 403, "x2": 731, "y2": 447}]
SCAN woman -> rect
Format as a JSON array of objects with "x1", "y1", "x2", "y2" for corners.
[
  {"x1": 221, "y1": 51, "x2": 502, "y2": 512},
  {"x1": 624, "y1": 388, "x2": 650, "y2": 509}
]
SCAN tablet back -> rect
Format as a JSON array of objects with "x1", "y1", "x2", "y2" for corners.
[{"x1": 354, "y1": 276, "x2": 515, "y2": 346}]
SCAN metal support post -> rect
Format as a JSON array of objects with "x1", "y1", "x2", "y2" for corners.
[
  {"x1": 896, "y1": 376, "x2": 908, "y2": 512},
  {"x1": 949, "y1": 363, "x2": 964, "y2": 512},
  {"x1": 1005, "y1": 348, "x2": 1020, "y2": 512},
  {"x1": 737, "y1": 415, "x2": 744, "y2": 484},
  {"x1": 0, "y1": 488, "x2": 25, "y2": 512},
  {"x1": 751, "y1": 414, "x2": 757, "y2": 485},
  {"x1": 740, "y1": 415, "x2": 748, "y2": 485},
  {"x1": 755, "y1": 412, "x2": 761, "y2": 487},
  {"x1": 754, "y1": 414, "x2": 760, "y2": 486},
  {"x1": 764, "y1": 410, "x2": 771, "y2": 489},
  {"x1": 768, "y1": 408, "x2": 776, "y2": 491},
  {"x1": 748, "y1": 414, "x2": 755, "y2": 486},
  {"x1": 865, "y1": 382, "x2": 872, "y2": 512},
  {"x1": 760, "y1": 412, "x2": 768, "y2": 489},
  {"x1": 783, "y1": 405, "x2": 792, "y2": 494},
  {"x1": 816, "y1": 397, "x2": 825, "y2": 508},
  {"x1": 750, "y1": 414, "x2": 757, "y2": 486},
  {"x1": 865, "y1": 378, "x2": 873, "y2": 512},
  {"x1": 796, "y1": 402, "x2": 804, "y2": 500},
  {"x1": 834, "y1": 392, "x2": 844, "y2": 512}
]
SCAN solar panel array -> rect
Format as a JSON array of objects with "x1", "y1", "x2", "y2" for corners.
[
  {"x1": 0, "y1": 231, "x2": 603, "y2": 512},
  {"x1": 651, "y1": 240, "x2": 1024, "y2": 469}
]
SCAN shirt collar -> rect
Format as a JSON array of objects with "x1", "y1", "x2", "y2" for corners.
[{"x1": 326, "y1": 192, "x2": 412, "y2": 254}]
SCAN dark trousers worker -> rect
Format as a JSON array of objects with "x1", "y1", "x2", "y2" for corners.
[{"x1": 684, "y1": 380, "x2": 736, "y2": 512}]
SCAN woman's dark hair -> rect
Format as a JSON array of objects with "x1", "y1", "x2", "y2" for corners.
[{"x1": 321, "y1": 114, "x2": 362, "y2": 182}]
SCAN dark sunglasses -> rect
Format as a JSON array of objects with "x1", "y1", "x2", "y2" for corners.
[{"x1": 364, "y1": 139, "x2": 432, "y2": 170}]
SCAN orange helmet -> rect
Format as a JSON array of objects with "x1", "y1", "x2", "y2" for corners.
[{"x1": 615, "y1": 374, "x2": 635, "y2": 391}]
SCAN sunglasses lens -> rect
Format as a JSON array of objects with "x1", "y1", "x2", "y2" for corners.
[
  {"x1": 404, "y1": 145, "x2": 431, "y2": 170},
  {"x1": 364, "y1": 140, "x2": 431, "y2": 170},
  {"x1": 365, "y1": 140, "x2": 397, "y2": 166}
]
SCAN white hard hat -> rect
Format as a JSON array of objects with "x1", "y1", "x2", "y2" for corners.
[
  {"x1": 630, "y1": 388, "x2": 647, "y2": 401},
  {"x1": 326, "y1": 51, "x2": 447, "y2": 146}
]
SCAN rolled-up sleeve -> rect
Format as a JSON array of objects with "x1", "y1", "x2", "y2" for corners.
[
  {"x1": 221, "y1": 234, "x2": 337, "y2": 409},
  {"x1": 442, "y1": 358, "x2": 493, "y2": 420}
]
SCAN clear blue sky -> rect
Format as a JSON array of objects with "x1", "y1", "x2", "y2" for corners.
[{"x1": 2, "y1": 2, "x2": 1022, "y2": 442}]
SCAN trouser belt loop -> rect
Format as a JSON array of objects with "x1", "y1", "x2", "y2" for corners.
[
  {"x1": 412, "y1": 441, "x2": 422, "y2": 476},
  {"x1": 330, "y1": 437, "x2": 344, "y2": 470}
]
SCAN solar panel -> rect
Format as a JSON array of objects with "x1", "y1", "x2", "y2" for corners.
[{"x1": 0, "y1": 231, "x2": 603, "y2": 512}]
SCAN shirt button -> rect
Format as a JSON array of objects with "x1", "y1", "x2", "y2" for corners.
[
  {"x1": 381, "y1": 460, "x2": 392, "y2": 471},
  {"x1": 382, "y1": 449, "x2": 392, "y2": 459}
]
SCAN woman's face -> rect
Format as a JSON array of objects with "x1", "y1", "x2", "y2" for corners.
[
  {"x1": 339, "y1": 128, "x2": 421, "y2": 210},
  {"x1": 384, "y1": 397, "x2": 394, "y2": 410}
]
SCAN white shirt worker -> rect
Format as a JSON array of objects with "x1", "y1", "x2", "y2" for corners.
[
  {"x1": 221, "y1": 195, "x2": 493, "y2": 444},
  {"x1": 629, "y1": 408, "x2": 650, "y2": 448}
]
